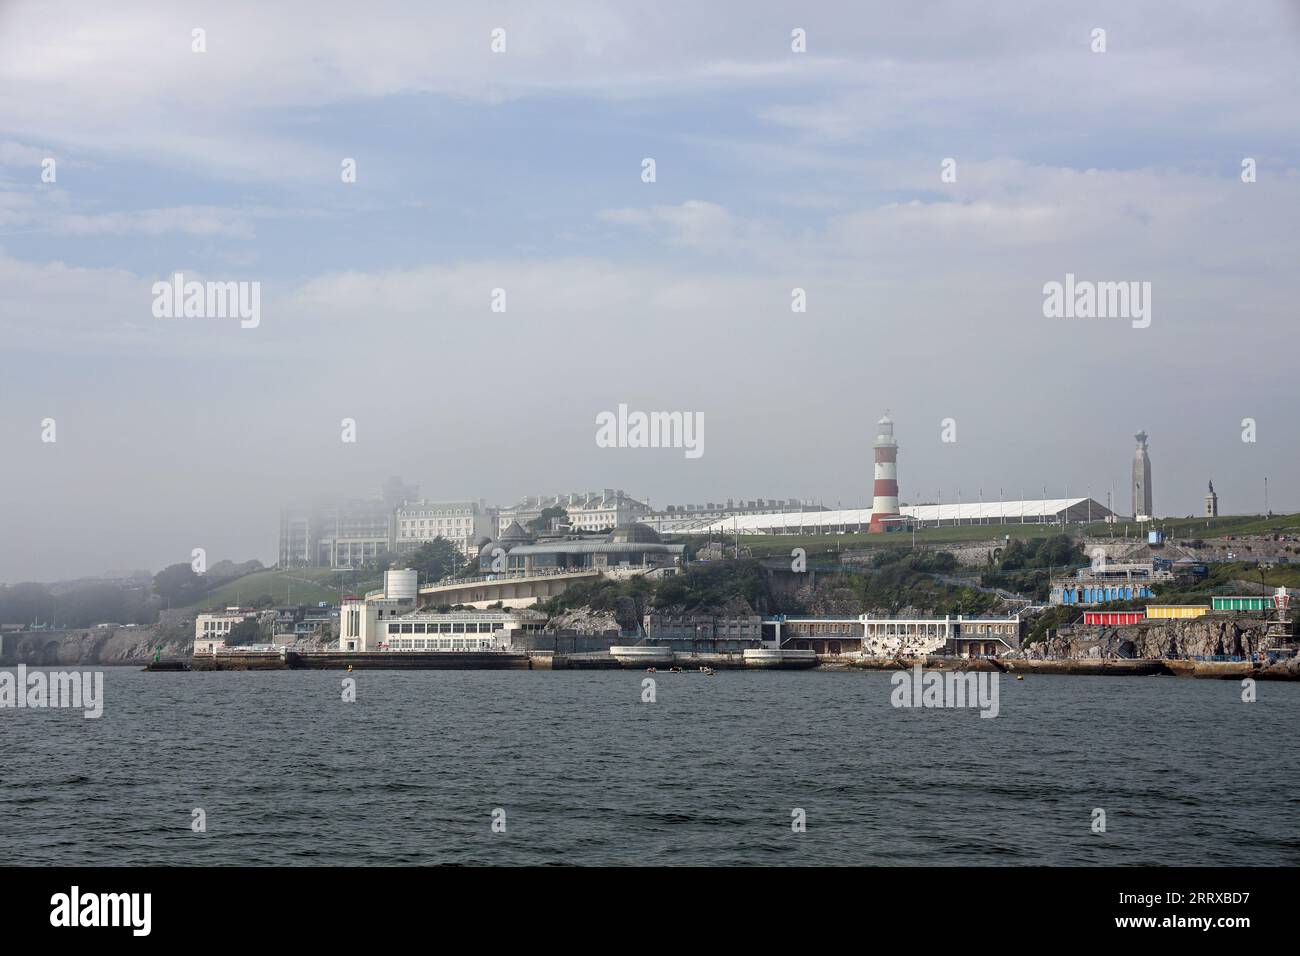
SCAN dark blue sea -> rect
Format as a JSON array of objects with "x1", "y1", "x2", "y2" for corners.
[{"x1": 2, "y1": 667, "x2": 1297, "y2": 865}]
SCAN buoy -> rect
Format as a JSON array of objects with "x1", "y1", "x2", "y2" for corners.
[{"x1": 1016, "y1": 675, "x2": 1024, "y2": 680}]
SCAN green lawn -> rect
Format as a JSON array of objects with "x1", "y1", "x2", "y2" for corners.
[
  {"x1": 677, "y1": 523, "x2": 1086, "y2": 560},
  {"x1": 189, "y1": 568, "x2": 379, "y2": 609},
  {"x1": 1077, "y1": 513, "x2": 1300, "y2": 540},
  {"x1": 672, "y1": 511, "x2": 1300, "y2": 562}
]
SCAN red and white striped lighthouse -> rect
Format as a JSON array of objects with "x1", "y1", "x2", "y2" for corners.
[{"x1": 868, "y1": 413, "x2": 900, "y2": 533}]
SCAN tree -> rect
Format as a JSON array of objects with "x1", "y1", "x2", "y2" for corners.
[
  {"x1": 225, "y1": 618, "x2": 262, "y2": 646},
  {"x1": 0, "y1": 583, "x2": 56, "y2": 625},
  {"x1": 528, "y1": 506, "x2": 568, "y2": 533},
  {"x1": 404, "y1": 538, "x2": 464, "y2": 583},
  {"x1": 153, "y1": 563, "x2": 208, "y2": 608}
]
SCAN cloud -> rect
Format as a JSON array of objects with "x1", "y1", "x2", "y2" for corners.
[
  {"x1": 49, "y1": 206, "x2": 258, "y2": 238},
  {"x1": 0, "y1": 139, "x2": 51, "y2": 166},
  {"x1": 5, "y1": 0, "x2": 1292, "y2": 184},
  {"x1": 3, "y1": 0, "x2": 1300, "y2": 579}
]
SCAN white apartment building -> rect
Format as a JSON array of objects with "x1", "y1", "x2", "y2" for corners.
[
  {"x1": 193, "y1": 608, "x2": 257, "y2": 654},
  {"x1": 395, "y1": 499, "x2": 494, "y2": 559},
  {"x1": 638, "y1": 497, "x2": 825, "y2": 534},
  {"x1": 497, "y1": 490, "x2": 651, "y2": 535}
]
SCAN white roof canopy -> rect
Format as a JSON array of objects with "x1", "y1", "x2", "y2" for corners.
[{"x1": 690, "y1": 498, "x2": 1112, "y2": 534}]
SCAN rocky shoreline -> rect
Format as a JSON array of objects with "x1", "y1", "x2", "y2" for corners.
[
  {"x1": 0, "y1": 624, "x2": 335, "y2": 666},
  {"x1": 837, "y1": 655, "x2": 1300, "y2": 680},
  {"x1": 1029, "y1": 616, "x2": 1279, "y2": 661},
  {"x1": 6, "y1": 613, "x2": 1297, "y2": 682}
]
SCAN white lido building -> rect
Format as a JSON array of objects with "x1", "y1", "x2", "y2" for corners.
[
  {"x1": 693, "y1": 497, "x2": 1114, "y2": 535},
  {"x1": 380, "y1": 609, "x2": 547, "y2": 652},
  {"x1": 339, "y1": 604, "x2": 546, "y2": 652},
  {"x1": 338, "y1": 567, "x2": 548, "y2": 651}
]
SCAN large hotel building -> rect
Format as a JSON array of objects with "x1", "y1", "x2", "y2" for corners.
[
  {"x1": 282, "y1": 481, "x2": 824, "y2": 569},
  {"x1": 279, "y1": 478, "x2": 493, "y2": 568}
]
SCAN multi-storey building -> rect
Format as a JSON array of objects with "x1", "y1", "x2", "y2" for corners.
[
  {"x1": 496, "y1": 490, "x2": 651, "y2": 535},
  {"x1": 395, "y1": 500, "x2": 494, "y2": 559},
  {"x1": 278, "y1": 507, "x2": 315, "y2": 567},
  {"x1": 311, "y1": 498, "x2": 396, "y2": 568},
  {"x1": 193, "y1": 608, "x2": 258, "y2": 654},
  {"x1": 643, "y1": 610, "x2": 763, "y2": 646},
  {"x1": 279, "y1": 489, "x2": 407, "y2": 569},
  {"x1": 280, "y1": 479, "x2": 491, "y2": 568},
  {"x1": 637, "y1": 498, "x2": 824, "y2": 534}
]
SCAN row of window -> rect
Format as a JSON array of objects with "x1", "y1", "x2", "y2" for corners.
[
  {"x1": 387, "y1": 638, "x2": 495, "y2": 651},
  {"x1": 387, "y1": 622, "x2": 505, "y2": 634},
  {"x1": 201, "y1": 619, "x2": 241, "y2": 632}
]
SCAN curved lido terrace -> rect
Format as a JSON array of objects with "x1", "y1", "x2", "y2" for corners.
[
  {"x1": 417, "y1": 568, "x2": 601, "y2": 608},
  {"x1": 420, "y1": 521, "x2": 686, "y2": 608}
]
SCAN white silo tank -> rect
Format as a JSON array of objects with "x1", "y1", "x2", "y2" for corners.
[{"x1": 385, "y1": 568, "x2": 419, "y2": 601}]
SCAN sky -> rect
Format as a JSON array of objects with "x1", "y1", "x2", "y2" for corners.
[{"x1": 1, "y1": 0, "x2": 1298, "y2": 582}]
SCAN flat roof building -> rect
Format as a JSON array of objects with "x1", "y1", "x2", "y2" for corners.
[
  {"x1": 479, "y1": 522, "x2": 685, "y2": 575},
  {"x1": 762, "y1": 613, "x2": 1021, "y2": 657},
  {"x1": 695, "y1": 498, "x2": 1114, "y2": 535},
  {"x1": 379, "y1": 609, "x2": 547, "y2": 652}
]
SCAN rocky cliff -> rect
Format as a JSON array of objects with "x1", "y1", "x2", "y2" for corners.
[
  {"x1": 545, "y1": 606, "x2": 623, "y2": 635},
  {"x1": 1, "y1": 624, "x2": 192, "y2": 666},
  {"x1": 1029, "y1": 617, "x2": 1274, "y2": 660},
  {"x1": 2, "y1": 620, "x2": 338, "y2": 665}
]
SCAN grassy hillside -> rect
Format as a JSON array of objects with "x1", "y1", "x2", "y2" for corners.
[
  {"x1": 1080, "y1": 513, "x2": 1300, "y2": 540},
  {"x1": 674, "y1": 511, "x2": 1300, "y2": 562},
  {"x1": 186, "y1": 568, "x2": 379, "y2": 609}
]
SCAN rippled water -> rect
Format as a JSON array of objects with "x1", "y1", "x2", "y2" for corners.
[{"x1": 2, "y1": 666, "x2": 1297, "y2": 865}]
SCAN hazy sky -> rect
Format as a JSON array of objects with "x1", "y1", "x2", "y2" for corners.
[{"x1": 2, "y1": 1, "x2": 1298, "y2": 581}]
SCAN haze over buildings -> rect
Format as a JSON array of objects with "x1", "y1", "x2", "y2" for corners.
[{"x1": 2, "y1": 1, "x2": 1298, "y2": 581}]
